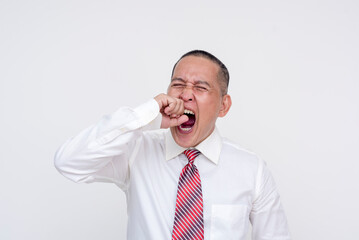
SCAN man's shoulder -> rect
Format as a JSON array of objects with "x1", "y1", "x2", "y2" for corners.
[
  {"x1": 221, "y1": 137, "x2": 262, "y2": 163},
  {"x1": 222, "y1": 137, "x2": 255, "y2": 154}
]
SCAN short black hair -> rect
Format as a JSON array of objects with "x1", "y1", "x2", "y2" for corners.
[{"x1": 171, "y1": 50, "x2": 229, "y2": 95}]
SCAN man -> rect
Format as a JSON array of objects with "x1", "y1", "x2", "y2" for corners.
[{"x1": 55, "y1": 50, "x2": 291, "y2": 239}]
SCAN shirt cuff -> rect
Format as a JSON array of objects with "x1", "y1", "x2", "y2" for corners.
[{"x1": 134, "y1": 98, "x2": 161, "y2": 130}]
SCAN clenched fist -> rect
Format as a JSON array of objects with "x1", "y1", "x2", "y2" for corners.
[{"x1": 154, "y1": 94, "x2": 189, "y2": 129}]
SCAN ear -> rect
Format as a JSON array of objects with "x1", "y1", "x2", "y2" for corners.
[{"x1": 218, "y1": 94, "x2": 232, "y2": 117}]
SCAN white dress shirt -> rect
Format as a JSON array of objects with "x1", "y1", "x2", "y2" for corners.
[{"x1": 55, "y1": 99, "x2": 291, "y2": 240}]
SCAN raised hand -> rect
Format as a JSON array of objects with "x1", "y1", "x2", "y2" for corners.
[{"x1": 154, "y1": 94, "x2": 189, "y2": 129}]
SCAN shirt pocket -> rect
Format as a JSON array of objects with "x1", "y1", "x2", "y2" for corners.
[{"x1": 210, "y1": 204, "x2": 249, "y2": 240}]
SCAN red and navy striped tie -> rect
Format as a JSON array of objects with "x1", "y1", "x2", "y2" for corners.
[{"x1": 172, "y1": 149, "x2": 204, "y2": 240}]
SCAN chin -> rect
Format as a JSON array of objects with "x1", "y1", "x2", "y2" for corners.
[{"x1": 170, "y1": 127, "x2": 197, "y2": 148}]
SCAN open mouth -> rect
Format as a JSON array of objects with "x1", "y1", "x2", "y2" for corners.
[{"x1": 178, "y1": 109, "x2": 196, "y2": 133}]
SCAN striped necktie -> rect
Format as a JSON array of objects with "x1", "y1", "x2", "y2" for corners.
[{"x1": 172, "y1": 149, "x2": 204, "y2": 240}]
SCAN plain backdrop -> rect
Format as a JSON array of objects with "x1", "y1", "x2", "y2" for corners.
[{"x1": 1, "y1": 0, "x2": 358, "y2": 239}]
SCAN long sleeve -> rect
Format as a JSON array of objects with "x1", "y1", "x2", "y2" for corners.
[
  {"x1": 250, "y1": 159, "x2": 291, "y2": 240},
  {"x1": 54, "y1": 99, "x2": 161, "y2": 190}
]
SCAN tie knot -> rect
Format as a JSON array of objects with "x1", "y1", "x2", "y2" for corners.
[{"x1": 183, "y1": 149, "x2": 200, "y2": 164}]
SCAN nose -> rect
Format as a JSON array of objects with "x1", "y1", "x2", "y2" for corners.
[{"x1": 180, "y1": 86, "x2": 193, "y2": 102}]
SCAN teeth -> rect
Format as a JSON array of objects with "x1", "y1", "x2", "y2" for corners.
[
  {"x1": 184, "y1": 109, "x2": 194, "y2": 115},
  {"x1": 179, "y1": 125, "x2": 192, "y2": 132}
]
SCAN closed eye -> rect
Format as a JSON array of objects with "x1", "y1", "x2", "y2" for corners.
[
  {"x1": 195, "y1": 85, "x2": 208, "y2": 91},
  {"x1": 171, "y1": 83, "x2": 186, "y2": 88}
]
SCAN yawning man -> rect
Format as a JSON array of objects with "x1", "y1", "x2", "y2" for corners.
[{"x1": 55, "y1": 50, "x2": 291, "y2": 240}]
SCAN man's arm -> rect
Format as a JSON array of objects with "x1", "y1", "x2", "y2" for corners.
[
  {"x1": 250, "y1": 159, "x2": 291, "y2": 240},
  {"x1": 54, "y1": 94, "x2": 188, "y2": 189}
]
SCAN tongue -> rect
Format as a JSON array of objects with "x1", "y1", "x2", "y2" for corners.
[{"x1": 181, "y1": 114, "x2": 195, "y2": 127}]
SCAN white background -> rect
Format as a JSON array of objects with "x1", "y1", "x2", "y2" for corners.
[{"x1": 1, "y1": 0, "x2": 358, "y2": 239}]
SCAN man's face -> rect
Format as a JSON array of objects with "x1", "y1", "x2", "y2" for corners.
[{"x1": 168, "y1": 55, "x2": 230, "y2": 148}]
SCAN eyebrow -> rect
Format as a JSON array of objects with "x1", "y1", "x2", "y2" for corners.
[{"x1": 171, "y1": 78, "x2": 211, "y2": 88}]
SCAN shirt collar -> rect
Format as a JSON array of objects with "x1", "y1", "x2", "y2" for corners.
[{"x1": 165, "y1": 127, "x2": 222, "y2": 165}]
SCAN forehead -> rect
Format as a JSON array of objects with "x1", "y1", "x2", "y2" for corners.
[{"x1": 172, "y1": 56, "x2": 220, "y2": 85}]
